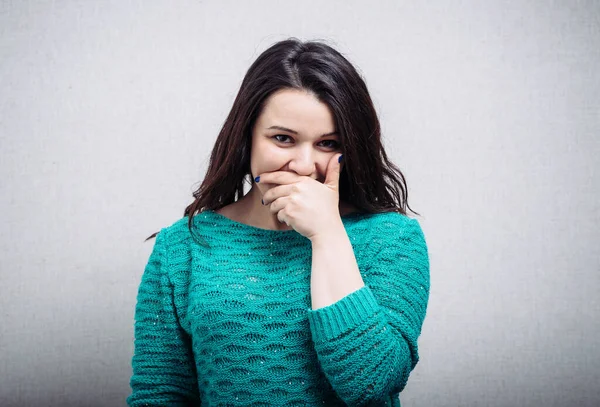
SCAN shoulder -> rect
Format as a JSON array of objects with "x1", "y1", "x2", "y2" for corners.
[
  {"x1": 357, "y1": 211, "x2": 424, "y2": 234},
  {"x1": 161, "y1": 216, "x2": 193, "y2": 237},
  {"x1": 355, "y1": 211, "x2": 428, "y2": 255},
  {"x1": 154, "y1": 216, "x2": 193, "y2": 242},
  {"x1": 152, "y1": 216, "x2": 196, "y2": 261},
  {"x1": 379, "y1": 212, "x2": 425, "y2": 239}
]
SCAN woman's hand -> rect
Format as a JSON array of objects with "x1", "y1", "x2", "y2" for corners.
[{"x1": 258, "y1": 153, "x2": 344, "y2": 241}]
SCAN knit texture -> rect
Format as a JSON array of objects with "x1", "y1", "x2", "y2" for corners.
[{"x1": 127, "y1": 209, "x2": 430, "y2": 406}]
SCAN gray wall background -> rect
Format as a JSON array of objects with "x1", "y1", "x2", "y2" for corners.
[{"x1": 1, "y1": 1, "x2": 598, "y2": 406}]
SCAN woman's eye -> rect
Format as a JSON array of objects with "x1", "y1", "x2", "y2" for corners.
[
  {"x1": 271, "y1": 135, "x2": 339, "y2": 149},
  {"x1": 319, "y1": 140, "x2": 339, "y2": 149},
  {"x1": 272, "y1": 134, "x2": 291, "y2": 143}
]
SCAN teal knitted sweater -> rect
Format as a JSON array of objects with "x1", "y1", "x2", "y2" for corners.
[{"x1": 127, "y1": 209, "x2": 430, "y2": 406}]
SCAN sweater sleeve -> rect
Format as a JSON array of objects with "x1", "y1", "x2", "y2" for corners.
[
  {"x1": 306, "y1": 217, "x2": 430, "y2": 405},
  {"x1": 127, "y1": 228, "x2": 201, "y2": 406}
]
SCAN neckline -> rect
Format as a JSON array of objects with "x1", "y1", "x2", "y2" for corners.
[{"x1": 198, "y1": 208, "x2": 366, "y2": 235}]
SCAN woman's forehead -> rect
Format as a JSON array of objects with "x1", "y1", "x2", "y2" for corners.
[{"x1": 258, "y1": 89, "x2": 335, "y2": 131}]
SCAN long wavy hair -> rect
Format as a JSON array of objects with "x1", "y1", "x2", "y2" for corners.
[{"x1": 146, "y1": 38, "x2": 418, "y2": 242}]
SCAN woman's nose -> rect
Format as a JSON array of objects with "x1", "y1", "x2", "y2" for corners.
[{"x1": 288, "y1": 149, "x2": 317, "y2": 176}]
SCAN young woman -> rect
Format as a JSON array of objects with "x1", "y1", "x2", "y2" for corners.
[{"x1": 127, "y1": 38, "x2": 430, "y2": 407}]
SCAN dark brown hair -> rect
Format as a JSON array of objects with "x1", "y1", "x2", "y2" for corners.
[{"x1": 146, "y1": 38, "x2": 418, "y2": 242}]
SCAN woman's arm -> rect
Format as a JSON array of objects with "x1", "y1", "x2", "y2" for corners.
[
  {"x1": 309, "y1": 217, "x2": 365, "y2": 309},
  {"x1": 127, "y1": 229, "x2": 201, "y2": 407},
  {"x1": 307, "y1": 216, "x2": 430, "y2": 406}
]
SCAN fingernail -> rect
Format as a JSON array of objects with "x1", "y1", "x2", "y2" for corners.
[
  {"x1": 338, "y1": 154, "x2": 344, "y2": 163},
  {"x1": 254, "y1": 176, "x2": 260, "y2": 183}
]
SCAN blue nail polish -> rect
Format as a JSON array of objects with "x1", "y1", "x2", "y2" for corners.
[
  {"x1": 254, "y1": 176, "x2": 260, "y2": 182},
  {"x1": 338, "y1": 154, "x2": 344, "y2": 163}
]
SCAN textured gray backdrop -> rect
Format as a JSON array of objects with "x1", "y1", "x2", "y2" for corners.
[{"x1": 1, "y1": 1, "x2": 598, "y2": 406}]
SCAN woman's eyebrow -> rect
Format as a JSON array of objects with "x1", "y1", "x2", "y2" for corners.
[{"x1": 266, "y1": 125, "x2": 338, "y2": 137}]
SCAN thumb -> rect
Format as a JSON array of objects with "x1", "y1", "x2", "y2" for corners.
[{"x1": 324, "y1": 153, "x2": 343, "y2": 190}]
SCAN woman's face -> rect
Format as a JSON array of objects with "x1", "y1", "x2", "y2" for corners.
[{"x1": 249, "y1": 88, "x2": 341, "y2": 195}]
